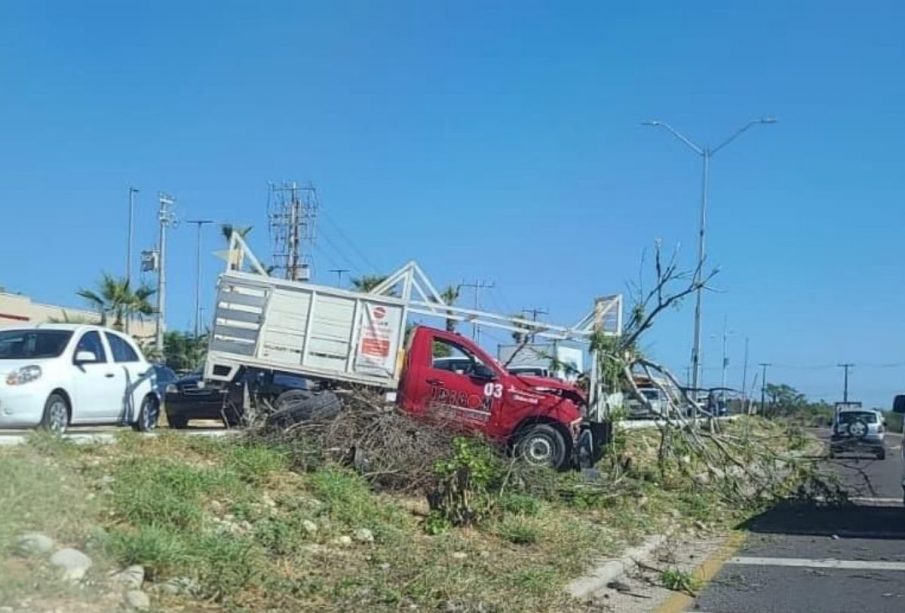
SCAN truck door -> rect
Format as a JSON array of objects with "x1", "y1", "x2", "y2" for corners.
[{"x1": 406, "y1": 332, "x2": 502, "y2": 431}]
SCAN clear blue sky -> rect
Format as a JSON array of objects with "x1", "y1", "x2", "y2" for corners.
[{"x1": 2, "y1": 1, "x2": 904, "y2": 407}]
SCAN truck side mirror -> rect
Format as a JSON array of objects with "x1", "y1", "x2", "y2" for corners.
[
  {"x1": 471, "y1": 364, "x2": 496, "y2": 380},
  {"x1": 893, "y1": 395, "x2": 905, "y2": 414}
]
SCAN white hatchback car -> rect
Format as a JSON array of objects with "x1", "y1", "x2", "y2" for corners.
[{"x1": 0, "y1": 324, "x2": 159, "y2": 434}]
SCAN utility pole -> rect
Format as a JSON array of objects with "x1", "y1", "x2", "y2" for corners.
[
  {"x1": 718, "y1": 317, "x2": 733, "y2": 391},
  {"x1": 522, "y1": 307, "x2": 548, "y2": 342},
  {"x1": 329, "y1": 268, "x2": 350, "y2": 287},
  {"x1": 186, "y1": 220, "x2": 213, "y2": 339},
  {"x1": 125, "y1": 187, "x2": 139, "y2": 334},
  {"x1": 269, "y1": 181, "x2": 317, "y2": 282},
  {"x1": 741, "y1": 336, "x2": 750, "y2": 399},
  {"x1": 838, "y1": 363, "x2": 855, "y2": 403},
  {"x1": 759, "y1": 363, "x2": 770, "y2": 414},
  {"x1": 643, "y1": 117, "x2": 776, "y2": 391},
  {"x1": 460, "y1": 280, "x2": 495, "y2": 343},
  {"x1": 155, "y1": 193, "x2": 176, "y2": 351}
]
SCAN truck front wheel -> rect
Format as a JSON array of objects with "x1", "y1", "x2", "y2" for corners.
[{"x1": 514, "y1": 424, "x2": 569, "y2": 470}]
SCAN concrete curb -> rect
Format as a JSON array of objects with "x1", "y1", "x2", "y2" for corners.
[{"x1": 565, "y1": 534, "x2": 667, "y2": 600}]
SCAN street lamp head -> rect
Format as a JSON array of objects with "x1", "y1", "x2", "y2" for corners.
[
  {"x1": 641, "y1": 120, "x2": 661, "y2": 126},
  {"x1": 759, "y1": 117, "x2": 778, "y2": 124}
]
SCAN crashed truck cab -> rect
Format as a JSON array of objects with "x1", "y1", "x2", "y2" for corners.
[
  {"x1": 396, "y1": 326, "x2": 609, "y2": 470},
  {"x1": 204, "y1": 231, "x2": 622, "y2": 470}
]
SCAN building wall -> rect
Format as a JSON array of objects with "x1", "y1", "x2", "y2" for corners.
[{"x1": 0, "y1": 292, "x2": 156, "y2": 340}]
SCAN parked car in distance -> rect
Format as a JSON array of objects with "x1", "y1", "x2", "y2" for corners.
[
  {"x1": 829, "y1": 407, "x2": 886, "y2": 459},
  {"x1": 0, "y1": 324, "x2": 159, "y2": 433},
  {"x1": 151, "y1": 364, "x2": 177, "y2": 403},
  {"x1": 165, "y1": 368, "x2": 312, "y2": 429},
  {"x1": 508, "y1": 365, "x2": 552, "y2": 378},
  {"x1": 625, "y1": 387, "x2": 668, "y2": 419}
]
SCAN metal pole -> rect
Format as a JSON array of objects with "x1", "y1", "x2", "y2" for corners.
[
  {"x1": 759, "y1": 363, "x2": 770, "y2": 414},
  {"x1": 126, "y1": 187, "x2": 138, "y2": 334},
  {"x1": 720, "y1": 315, "x2": 729, "y2": 391},
  {"x1": 642, "y1": 118, "x2": 775, "y2": 400},
  {"x1": 838, "y1": 363, "x2": 854, "y2": 403},
  {"x1": 155, "y1": 194, "x2": 175, "y2": 351},
  {"x1": 741, "y1": 336, "x2": 749, "y2": 398},
  {"x1": 691, "y1": 152, "x2": 709, "y2": 392},
  {"x1": 187, "y1": 220, "x2": 213, "y2": 339}
]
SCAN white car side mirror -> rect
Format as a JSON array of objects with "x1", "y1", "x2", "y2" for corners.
[{"x1": 75, "y1": 350, "x2": 98, "y2": 363}]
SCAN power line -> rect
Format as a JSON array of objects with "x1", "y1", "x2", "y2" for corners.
[
  {"x1": 459, "y1": 280, "x2": 495, "y2": 343},
  {"x1": 320, "y1": 209, "x2": 383, "y2": 274}
]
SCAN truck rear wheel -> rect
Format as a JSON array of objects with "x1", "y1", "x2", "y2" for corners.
[
  {"x1": 514, "y1": 424, "x2": 569, "y2": 470},
  {"x1": 266, "y1": 391, "x2": 342, "y2": 429},
  {"x1": 275, "y1": 389, "x2": 313, "y2": 411}
]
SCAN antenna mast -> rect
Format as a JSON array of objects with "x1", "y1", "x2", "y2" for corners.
[{"x1": 268, "y1": 181, "x2": 318, "y2": 281}]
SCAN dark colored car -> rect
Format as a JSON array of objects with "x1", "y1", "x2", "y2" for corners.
[
  {"x1": 164, "y1": 368, "x2": 312, "y2": 429},
  {"x1": 151, "y1": 364, "x2": 178, "y2": 400}
]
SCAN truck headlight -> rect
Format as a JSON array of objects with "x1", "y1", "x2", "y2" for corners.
[{"x1": 6, "y1": 365, "x2": 43, "y2": 386}]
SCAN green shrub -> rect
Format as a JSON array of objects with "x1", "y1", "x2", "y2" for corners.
[
  {"x1": 105, "y1": 526, "x2": 190, "y2": 580},
  {"x1": 496, "y1": 517, "x2": 539, "y2": 545},
  {"x1": 499, "y1": 493, "x2": 541, "y2": 516},
  {"x1": 225, "y1": 443, "x2": 289, "y2": 484},
  {"x1": 428, "y1": 437, "x2": 506, "y2": 527}
]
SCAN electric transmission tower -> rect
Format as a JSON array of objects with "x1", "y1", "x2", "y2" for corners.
[{"x1": 268, "y1": 182, "x2": 318, "y2": 281}]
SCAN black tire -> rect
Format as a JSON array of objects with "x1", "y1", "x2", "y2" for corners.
[
  {"x1": 40, "y1": 393, "x2": 69, "y2": 435},
  {"x1": 514, "y1": 423, "x2": 570, "y2": 470},
  {"x1": 132, "y1": 396, "x2": 160, "y2": 433},
  {"x1": 266, "y1": 391, "x2": 342, "y2": 429},
  {"x1": 168, "y1": 413, "x2": 189, "y2": 429}
]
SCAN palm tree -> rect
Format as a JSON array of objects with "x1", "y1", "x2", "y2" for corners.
[
  {"x1": 77, "y1": 274, "x2": 156, "y2": 331},
  {"x1": 439, "y1": 285, "x2": 460, "y2": 332},
  {"x1": 350, "y1": 274, "x2": 388, "y2": 293}
]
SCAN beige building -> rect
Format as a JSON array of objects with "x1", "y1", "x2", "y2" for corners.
[{"x1": 0, "y1": 291, "x2": 156, "y2": 340}]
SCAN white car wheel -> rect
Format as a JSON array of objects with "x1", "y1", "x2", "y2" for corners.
[{"x1": 41, "y1": 393, "x2": 69, "y2": 435}]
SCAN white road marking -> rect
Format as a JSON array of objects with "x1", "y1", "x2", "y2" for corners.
[
  {"x1": 850, "y1": 496, "x2": 903, "y2": 506},
  {"x1": 729, "y1": 556, "x2": 905, "y2": 571}
]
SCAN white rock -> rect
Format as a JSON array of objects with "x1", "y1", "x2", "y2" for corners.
[
  {"x1": 451, "y1": 552, "x2": 468, "y2": 561},
  {"x1": 262, "y1": 495, "x2": 277, "y2": 508},
  {"x1": 379, "y1": 563, "x2": 391, "y2": 571},
  {"x1": 353, "y1": 528, "x2": 375, "y2": 544},
  {"x1": 124, "y1": 589, "x2": 150, "y2": 611},
  {"x1": 332, "y1": 535, "x2": 353, "y2": 547},
  {"x1": 112, "y1": 565, "x2": 145, "y2": 589},
  {"x1": 16, "y1": 532, "x2": 55, "y2": 556},
  {"x1": 99, "y1": 475, "x2": 115, "y2": 486},
  {"x1": 49, "y1": 548, "x2": 93, "y2": 582},
  {"x1": 302, "y1": 520, "x2": 318, "y2": 536}
]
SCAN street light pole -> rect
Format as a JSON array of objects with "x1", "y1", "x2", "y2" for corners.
[
  {"x1": 187, "y1": 220, "x2": 214, "y2": 339},
  {"x1": 155, "y1": 193, "x2": 176, "y2": 352},
  {"x1": 643, "y1": 118, "x2": 776, "y2": 393},
  {"x1": 125, "y1": 186, "x2": 139, "y2": 334}
]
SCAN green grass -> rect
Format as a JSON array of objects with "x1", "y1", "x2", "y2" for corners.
[
  {"x1": 660, "y1": 567, "x2": 702, "y2": 594},
  {"x1": 0, "y1": 419, "x2": 817, "y2": 612}
]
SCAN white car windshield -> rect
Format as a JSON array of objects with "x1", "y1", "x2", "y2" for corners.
[{"x1": 0, "y1": 329, "x2": 73, "y2": 359}]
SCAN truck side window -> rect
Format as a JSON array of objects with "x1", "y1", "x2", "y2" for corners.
[{"x1": 431, "y1": 339, "x2": 486, "y2": 376}]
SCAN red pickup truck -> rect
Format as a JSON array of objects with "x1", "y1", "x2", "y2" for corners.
[{"x1": 269, "y1": 325, "x2": 603, "y2": 470}]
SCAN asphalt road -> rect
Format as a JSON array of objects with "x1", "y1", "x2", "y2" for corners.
[{"x1": 690, "y1": 430, "x2": 905, "y2": 613}]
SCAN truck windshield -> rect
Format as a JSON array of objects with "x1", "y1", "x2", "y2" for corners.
[{"x1": 0, "y1": 329, "x2": 74, "y2": 359}]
